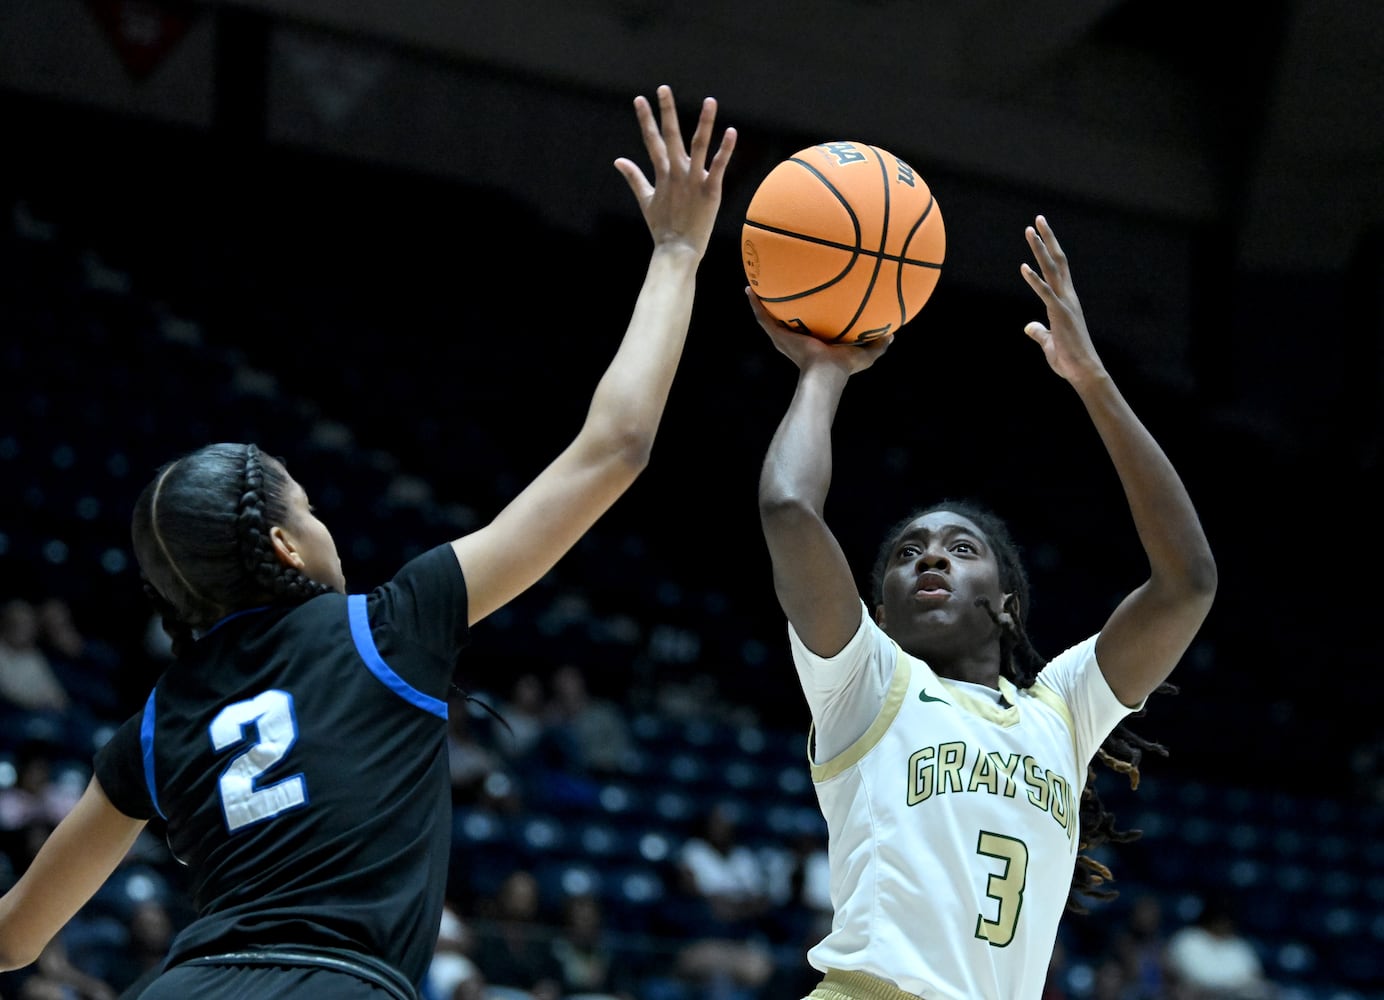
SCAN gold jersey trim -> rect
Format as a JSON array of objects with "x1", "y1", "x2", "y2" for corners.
[
  {"x1": 804, "y1": 638, "x2": 1078, "y2": 785},
  {"x1": 809, "y1": 646, "x2": 912, "y2": 783},
  {"x1": 804, "y1": 968, "x2": 928, "y2": 1000}
]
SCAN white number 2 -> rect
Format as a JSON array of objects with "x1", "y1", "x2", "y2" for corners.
[{"x1": 210, "y1": 689, "x2": 307, "y2": 832}]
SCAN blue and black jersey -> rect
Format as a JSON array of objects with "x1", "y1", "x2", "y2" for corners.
[{"x1": 95, "y1": 543, "x2": 468, "y2": 988}]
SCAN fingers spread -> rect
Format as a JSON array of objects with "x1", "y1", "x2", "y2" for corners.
[
  {"x1": 1029, "y1": 215, "x2": 1069, "y2": 278},
  {"x1": 689, "y1": 96, "x2": 716, "y2": 167},
  {"x1": 632, "y1": 92, "x2": 668, "y2": 177},
  {"x1": 613, "y1": 158, "x2": 653, "y2": 201},
  {"x1": 655, "y1": 84, "x2": 685, "y2": 167}
]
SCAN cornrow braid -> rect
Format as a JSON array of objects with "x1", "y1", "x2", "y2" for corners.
[
  {"x1": 237, "y1": 443, "x2": 279, "y2": 592},
  {"x1": 236, "y1": 445, "x2": 332, "y2": 604},
  {"x1": 131, "y1": 442, "x2": 332, "y2": 656}
]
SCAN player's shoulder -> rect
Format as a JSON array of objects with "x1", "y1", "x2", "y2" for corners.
[
  {"x1": 373, "y1": 543, "x2": 465, "y2": 600},
  {"x1": 1036, "y1": 634, "x2": 1100, "y2": 684},
  {"x1": 361, "y1": 543, "x2": 469, "y2": 651}
]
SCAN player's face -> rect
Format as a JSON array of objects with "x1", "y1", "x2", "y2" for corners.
[
  {"x1": 280, "y1": 477, "x2": 347, "y2": 594},
  {"x1": 875, "y1": 510, "x2": 1007, "y2": 660}
]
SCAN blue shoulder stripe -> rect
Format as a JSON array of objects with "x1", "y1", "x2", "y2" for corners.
[
  {"x1": 347, "y1": 593, "x2": 448, "y2": 719},
  {"x1": 140, "y1": 690, "x2": 164, "y2": 820}
]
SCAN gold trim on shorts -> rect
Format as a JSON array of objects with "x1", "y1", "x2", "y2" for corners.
[{"x1": 805, "y1": 968, "x2": 927, "y2": 1000}]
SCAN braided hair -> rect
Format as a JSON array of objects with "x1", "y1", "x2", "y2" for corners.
[
  {"x1": 869, "y1": 498, "x2": 1174, "y2": 914},
  {"x1": 131, "y1": 443, "x2": 334, "y2": 658}
]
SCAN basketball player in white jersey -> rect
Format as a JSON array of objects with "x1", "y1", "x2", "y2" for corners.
[{"x1": 750, "y1": 215, "x2": 1217, "y2": 1000}]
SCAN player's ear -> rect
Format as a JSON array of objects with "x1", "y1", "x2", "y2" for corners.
[
  {"x1": 874, "y1": 603, "x2": 887, "y2": 627},
  {"x1": 999, "y1": 592, "x2": 1021, "y2": 630},
  {"x1": 269, "y1": 525, "x2": 306, "y2": 570}
]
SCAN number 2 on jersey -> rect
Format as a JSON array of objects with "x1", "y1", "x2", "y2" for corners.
[
  {"x1": 974, "y1": 830, "x2": 1029, "y2": 947},
  {"x1": 209, "y1": 689, "x2": 307, "y2": 832}
]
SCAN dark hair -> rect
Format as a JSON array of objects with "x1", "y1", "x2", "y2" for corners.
[
  {"x1": 131, "y1": 443, "x2": 332, "y2": 657},
  {"x1": 870, "y1": 497, "x2": 1174, "y2": 914}
]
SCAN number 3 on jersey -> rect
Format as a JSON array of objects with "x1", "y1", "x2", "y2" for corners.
[
  {"x1": 975, "y1": 830, "x2": 1028, "y2": 947},
  {"x1": 210, "y1": 689, "x2": 307, "y2": 832}
]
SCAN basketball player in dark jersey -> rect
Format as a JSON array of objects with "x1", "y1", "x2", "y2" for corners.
[{"x1": 0, "y1": 85, "x2": 736, "y2": 1000}]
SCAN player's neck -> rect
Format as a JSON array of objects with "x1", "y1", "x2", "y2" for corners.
[{"x1": 927, "y1": 649, "x2": 1001, "y2": 689}]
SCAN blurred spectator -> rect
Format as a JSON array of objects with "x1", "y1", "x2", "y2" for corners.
[
  {"x1": 470, "y1": 869, "x2": 563, "y2": 999},
  {"x1": 493, "y1": 671, "x2": 550, "y2": 765},
  {"x1": 1165, "y1": 895, "x2": 1277, "y2": 999},
  {"x1": 649, "y1": 672, "x2": 724, "y2": 726},
  {"x1": 87, "y1": 898, "x2": 175, "y2": 995},
  {"x1": 0, "y1": 597, "x2": 76, "y2": 752},
  {"x1": 34, "y1": 596, "x2": 121, "y2": 723},
  {"x1": 668, "y1": 800, "x2": 775, "y2": 1000},
  {"x1": 424, "y1": 899, "x2": 484, "y2": 1000},
  {"x1": 0, "y1": 935, "x2": 120, "y2": 1000},
  {"x1": 548, "y1": 891, "x2": 632, "y2": 1000},
  {"x1": 0, "y1": 739, "x2": 82, "y2": 837},
  {"x1": 445, "y1": 693, "x2": 504, "y2": 806},
  {"x1": 778, "y1": 829, "x2": 831, "y2": 937},
  {"x1": 1112, "y1": 893, "x2": 1173, "y2": 999},
  {"x1": 676, "y1": 800, "x2": 774, "y2": 932},
  {"x1": 0, "y1": 599, "x2": 69, "y2": 711},
  {"x1": 1091, "y1": 955, "x2": 1136, "y2": 1000},
  {"x1": 544, "y1": 663, "x2": 634, "y2": 776},
  {"x1": 757, "y1": 829, "x2": 833, "y2": 999}
]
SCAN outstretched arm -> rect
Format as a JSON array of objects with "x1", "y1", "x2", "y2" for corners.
[
  {"x1": 1021, "y1": 215, "x2": 1217, "y2": 706},
  {"x1": 754, "y1": 291, "x2": 893, "y2": 656},
  {"x1": 0, "y1": 778, "x2": 146, "y2": 971},
  {"x1": 453, "y1": 85, "x2": 736, "y2": 625}
]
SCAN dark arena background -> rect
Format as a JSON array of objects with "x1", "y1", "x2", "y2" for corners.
[{"x1": 1, "y1": 2, "x2": 1381, "y2": 998}]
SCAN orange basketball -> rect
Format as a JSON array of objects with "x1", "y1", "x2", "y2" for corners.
[{"x1": 742, "y1": 141, "x2": 945, "y2": 344}]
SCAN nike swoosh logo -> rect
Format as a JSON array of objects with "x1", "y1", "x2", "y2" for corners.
[{"x1": 918, "y1": 688, "x2": 950, "y2": 705}]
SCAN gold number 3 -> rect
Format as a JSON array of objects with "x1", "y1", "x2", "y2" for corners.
[{"x1": 974, "y1": 830, "x2": 1029, "y2": 947}]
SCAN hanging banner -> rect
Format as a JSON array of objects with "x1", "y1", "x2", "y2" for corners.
[{"x1": 84, "y1": 0, "x2": 197, "y2": 81}]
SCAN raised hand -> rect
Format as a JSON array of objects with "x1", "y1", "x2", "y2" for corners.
[
  {"x1": 614, "y1": 84, "x2": 737, "y2": 258},
  {"x1": 747, "y1": 287, "x2": 893, "y2": 375},
  {"x1": 1019, "y1": 214, "x2": 1106, "y2": 386}
]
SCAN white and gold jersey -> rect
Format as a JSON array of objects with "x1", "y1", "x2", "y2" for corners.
[{"x1": 790, "y1": 604, "x2": 1137, "y2": 1000}]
